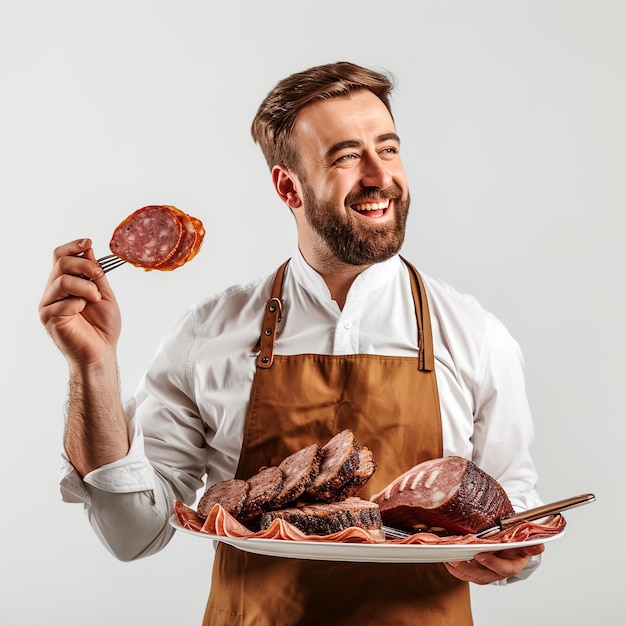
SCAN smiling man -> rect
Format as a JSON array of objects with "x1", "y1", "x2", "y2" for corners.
[
  {"x1": 40, "y1": 62, "x2": 544, "y2": 625},
  {"x1": 268, "y1": 87, "x2": 410, "y2": 308}
]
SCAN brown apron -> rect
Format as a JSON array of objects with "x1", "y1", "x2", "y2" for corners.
[{"x1": 203, "y1": 259, "x2": 472, "y2": 626}]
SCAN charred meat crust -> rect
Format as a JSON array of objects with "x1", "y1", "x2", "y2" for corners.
[
  {"x1": 197, "y1": 478, "x2": 249, "y2": 519},
  {"x1": 273, "y1": 444, "x2": 323, "y2": 508},
  {"x1": 260, "y1": 498, "x2": 382, "y2": 536},
  {"x1": 306, "y1": 430, "x2": 361, "y2": 502},
  {"x1": 239, "y1": 466, "x2": 285, "y2": 521},
  {"x1": 333, "y1": 447, "x2": 377, "y2": 500},
  {"x1": 196, "y1": 430, "x2": 380, "y2": 535}
]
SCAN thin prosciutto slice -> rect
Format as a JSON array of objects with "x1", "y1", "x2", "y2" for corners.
[{"x1": 173, "y1": 501, "x2": 565, "y2": 545}]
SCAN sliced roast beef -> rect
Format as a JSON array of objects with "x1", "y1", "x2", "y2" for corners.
[
  {"x1": 306, "y1": 430, "x2": 361, "y2": 502},
  {"x1": 371, "y1": 456, "x2": 515, "y2": 535},
  {"x1": 197, "y1": 478, "x2": 249, "y2": 519},
  {"x1": 260, "y1": 497, "x2": 382, "y2": 536},
  {"x1": 333, "y1": 447, "x2": 377, "y2": 500},
  {"x1": 239, "y1": 466, "x2": 284, "y2": 521},
  {"x1": 272, "y1": 443, "x2": 323, "y2": 508}
]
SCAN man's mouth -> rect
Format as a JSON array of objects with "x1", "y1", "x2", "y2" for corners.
[{"x1": 350, "y1": 199, "x2": 390, "y2": 218}]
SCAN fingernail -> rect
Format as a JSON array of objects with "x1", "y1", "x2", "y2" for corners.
[{"x1": 78, "y1": 239, "x2": 88, "y2": 248}]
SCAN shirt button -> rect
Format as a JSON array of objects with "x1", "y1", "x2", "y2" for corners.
[{"x1": 343, "y1": 320, "x2": 353, "y2": 329}]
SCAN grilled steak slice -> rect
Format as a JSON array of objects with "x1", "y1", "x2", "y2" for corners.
[
  {"x1": 239, "y1": 466, "x2": 284, "y2": 521},
  {"x1": 260, "y1": 497, "x2": 382, "y2": 536},
  {"x1": 272, "y1": 444, "x2": 323, "y2": 508},
  {"x1": 197, "y1": 479, "x2": 249, "y2": 519},
  {"x1": 334, "y1": 447, "x2": 377, "y2": 500},
  {"x1": 371, "y1": 456, "x2": 515, "y2": 535},
  {"x1": 306, "y1": 430, "x2": 361, "y2": 502}
]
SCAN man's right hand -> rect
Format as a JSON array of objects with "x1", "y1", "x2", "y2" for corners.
[
  {"x1": 40, "y1": 238, "x2": 129, "y2": 476},
  {"x1": 38, "y1": 238, "x2": 122, "y2": 367}
]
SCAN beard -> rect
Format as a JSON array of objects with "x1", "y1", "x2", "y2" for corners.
[{"x1": 301, "y1": 182, "x2": 410, "y2": 266}]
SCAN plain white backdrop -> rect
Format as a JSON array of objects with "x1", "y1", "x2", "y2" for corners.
[{"x1": 1, "y1": 1, "x2": 624, "y2": 624}]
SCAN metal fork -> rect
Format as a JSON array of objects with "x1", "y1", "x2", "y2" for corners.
[
  {"x1": 97, "y1": 254, "x2": 126, "y2": 273},
  {"x1": 382, "y1": 525, "x2": 412, "y2": 540}
]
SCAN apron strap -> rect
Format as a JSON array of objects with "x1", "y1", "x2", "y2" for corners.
[
  {"x1": 256, "y1": 260, "x2": 289, "y2": 368},
  {"x1": 401, "y1": 256, "x2": 436, "y2": 372},
  {"x1": 256, "y1": 257, "x2": 436, "y2": 372}
]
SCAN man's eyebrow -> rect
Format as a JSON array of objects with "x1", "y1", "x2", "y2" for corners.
[
  {"x1": 325, "y1": 140, "x2": 361, "y2": 159},
  {"x1": 378, "y1": 132, "x2": 401, "y2": 144},
  {"x1": 325, "y1": 133, "x2": 401, "y2": 159}
]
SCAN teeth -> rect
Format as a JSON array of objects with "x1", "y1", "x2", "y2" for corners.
[{"x1": 352, "y1": 200, "x2": 389, "y2": 212}]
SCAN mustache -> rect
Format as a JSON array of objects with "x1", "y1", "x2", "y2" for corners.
[{"x1": 345, "y1": 184, "x2": 404, "y2": 205}]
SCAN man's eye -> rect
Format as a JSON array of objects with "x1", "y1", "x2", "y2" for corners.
[
  {"x1": 334, "y1": 153, "x2": 358, "y2": 164},
  {"x1": 381, "y1": 146, "x2": 399, "y2": 156}
]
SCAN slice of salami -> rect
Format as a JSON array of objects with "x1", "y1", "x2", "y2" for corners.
[
  {"x1": 187, "y1": 216, "x2": 205, "y2": 261},
  {"x1": 109, "y1": 205, "x2": 184, "y2": 269},
  {"x1": 156, "y1": 206, "x2": 205, "y2": 271},
  {"x1": 109, "y1": 205, "x2": 205, "y2": 271}
]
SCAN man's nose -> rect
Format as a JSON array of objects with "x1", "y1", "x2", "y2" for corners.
[{"x1": 359, "y1": 153, "x2": 393, "y2": 189}]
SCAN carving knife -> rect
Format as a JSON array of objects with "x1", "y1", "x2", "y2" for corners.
[{"x1": 475, "y1": 492, "x2": 595, "y2": 537}]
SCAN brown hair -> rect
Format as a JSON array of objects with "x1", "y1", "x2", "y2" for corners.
[{"x1": 251, "y1": 61, "x2": 396, "y2": 172}]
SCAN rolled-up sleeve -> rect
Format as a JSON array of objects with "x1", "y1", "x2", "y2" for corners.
[{"x1": 58, "y1": 310, "x2": 209, "y2": 561}]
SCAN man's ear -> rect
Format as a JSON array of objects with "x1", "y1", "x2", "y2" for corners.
[{"x1": 272, "y1": 165, "x2": 302, "y2": 209}]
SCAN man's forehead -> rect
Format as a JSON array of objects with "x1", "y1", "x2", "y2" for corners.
[{"x1": 293, "y1": 91, "x2": 396, "y2": 151}]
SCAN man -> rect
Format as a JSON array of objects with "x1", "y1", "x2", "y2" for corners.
[{"x1": 39, "y1": 61, "x2": 544, "y2": 625}]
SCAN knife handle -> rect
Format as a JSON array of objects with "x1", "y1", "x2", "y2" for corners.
[{"x1": 499, "y1": 493, "x2": 595, "y2": 529}]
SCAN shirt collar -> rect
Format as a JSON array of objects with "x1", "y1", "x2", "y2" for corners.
[{"x1": 290, "y1": 248, "x2": 404, "y2": 302}]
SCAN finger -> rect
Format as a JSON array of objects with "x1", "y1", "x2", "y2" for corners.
[
  {"x1": 46, "y1": 239, "x2": 103, "y2": 287},
  {"x1": 479, "y1": 543, "x2": 544, "y2": 565},
  {"x1": 64, "y1": 241, "x2": 118, "y2": 297},
  {"x1": 444, "y1": 560, "x2": 489, "y2": 584},
  {"x1": 470, "y1": 545, "x2": 542, "y2": 581},
  {"x1": 52, "y1": 238, "x2": 94, "y2": 263},
  {"x1": 518, "y1": 543, "x2": 545, "y2": 558},
  {"x1": 41, "y1": 291, "x2": 92, "y2": 323},
  {"x1": 53, "y1": 253, "x2": 104, "y2": 284},
  {"x1": 39, "y1": 273, "x2": 102, "y2": 320},
  {"x1": 445, "y1": 547, "x2": 536, "y2": 585}
]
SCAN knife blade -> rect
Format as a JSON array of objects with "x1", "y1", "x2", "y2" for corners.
[{"x1": 475, "y1": 492, "x2": 595, "y2": 538}]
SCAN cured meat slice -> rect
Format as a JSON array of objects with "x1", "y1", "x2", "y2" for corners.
[
  {"x1": 155, "y1": 206, "x2": 205, "y2": 270},
  {"x1": 272, "y1": 443, "x2": 323, "y2": 508},
  {"x1": 109, "y1": 205, "x2": 204, "y2": 271},
  {"x1": 187, "y1": 216, "x2": 206, "y2": 261},
  {"x1": 306, "y1": 430, "x2": 361, "y2": 502},
  {"x1": 197, "y1": 478, "x2": 249, "y2": 519},
  {"x1": 175, "y1": 499, "x2": 563, "y2": 545},
  {"x1": 259, "y1": 497, "x2": 382, "y2": 537},
  {"x1": 371, "y1": 456, "x2": 515, "y2": 535},
  {"x1": 109, "y1": 205, "x2": 183, "y2": 269},
  {"x1": 239, "y1": 466, "x2": 284, "y2": 521}
]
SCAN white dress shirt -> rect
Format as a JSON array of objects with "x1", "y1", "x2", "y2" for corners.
[{"x1": 60, "y1": 250, "x2": 542, "y2": 571}]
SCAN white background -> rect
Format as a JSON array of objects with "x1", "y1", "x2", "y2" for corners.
[{"x1": 1, "y1": 1, "x2": 624, "y2": 624}]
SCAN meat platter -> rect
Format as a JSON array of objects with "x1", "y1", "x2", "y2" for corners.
[
  {"x1": 169, "y1": 430, "x2": 575, "y2": 562},
  {"x1": 169, "y1": 515, "x2": 564, "y2": 563}
]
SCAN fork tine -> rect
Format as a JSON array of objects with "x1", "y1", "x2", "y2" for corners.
[
  {"x1": 97, "y1": 254, "x2": 126, "y2": 273},
  {"x1": 382, "y1": 525, "x2": 412, "y2": 540}
]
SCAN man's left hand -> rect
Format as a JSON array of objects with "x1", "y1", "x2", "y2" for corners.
[{"x1": 444, "y1": 543, "x2": 545, "y2": 585}]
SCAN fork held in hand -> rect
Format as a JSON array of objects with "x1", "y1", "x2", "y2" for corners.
[{"x1": 97, "y1": 254, "x2": 126, "y2": 273}]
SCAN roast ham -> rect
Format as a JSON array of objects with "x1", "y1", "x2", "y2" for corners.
[{"x1": 370, "y1": 456, "x2": 515, "y2": 535}]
